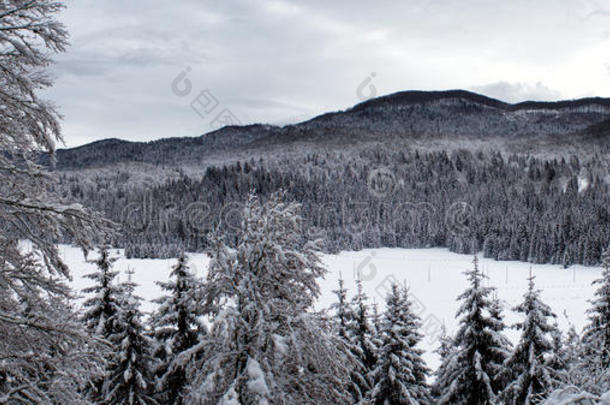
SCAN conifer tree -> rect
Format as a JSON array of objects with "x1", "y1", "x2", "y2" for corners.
[
  {"x1": 331, "y1": 276, "x2": 351, "y2": 340},
  {"x1": 430, "y1": 324, "x2": 455, "y2": 399},
  {"x1": 346, "y1": 278, "x2": 379, "y2": 400},
  {"x1": 82, "y1": 247, "x2": 122, "y2": 338},
  {"x1": 81, "y1": 246, "x2": 123, "y2": 400},
  {"x1": 545, "y1": 323, "x2": 568, "y2": 389},
  {"x1": 368, "y1": 284, "x2": 431, "y2": 405},
  {"x1": 437, "y1": 256, "x2": 511, "y2": 405},
  {"x1": 488, "y1": 294, "x2": 512, "y2": 392},
  {"x1": 581, "y1": 244, "x2": 610, "y2": 393},
  {"x1": 103, "y1": 270, "x2": 156, "y2": 405},
  {"x1": 150, "y1": 253, "x2": 207, "y2": 404},
  {"x1": 502, "y1": 274, "x2": 558, "y2": 405}
]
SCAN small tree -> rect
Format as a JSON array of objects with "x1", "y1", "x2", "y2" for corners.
[
  {"x1": 150, "y1": 253, "x2": 207, "y2": 404},
  {"x1": 81, "y1": 246, "x2": 123, "y2": 399},
  {"x1": 368, "y1": 284, "x2": 431, "y2": 405},
  {"x1": 103, "y1": 270, "x2": 156, "y2": 405},
  {"x1": 437, "y1": 256, "x2": 511, "y2": 405},
  {"x1": 581, "y1": 244, "x2": 610, "y2": 393},
  {"x1": 431, "y1": 325, "x2": 456, "y2": 399},
  {"x1": 502, "y1": 274, "x2": 558, "y2": 405},
  {"x1": 82, "y1": 247, "x2": 122, "y2": 337},
  {"x1": 330, "y1": 276, "x2": 367, "y2": 403},
  {"x1": 346, "y1": 278, "x2": 379, "y2": 400},
  {"x1": 330, "y1": 276, "x2": 351, "y2": 340}
]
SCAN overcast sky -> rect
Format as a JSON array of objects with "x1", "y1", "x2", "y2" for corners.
[{"x1": 46, "y1": 0, "x2": 610, "y2": 147}]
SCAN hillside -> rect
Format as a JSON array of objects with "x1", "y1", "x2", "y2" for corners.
[{"x1": 48, "y1": 90, "x2": 610, "y2": 172}]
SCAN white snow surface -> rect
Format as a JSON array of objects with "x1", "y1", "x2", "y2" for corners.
[{"x1": 62, "y1": 245, "x2": 602, "y2": 373}]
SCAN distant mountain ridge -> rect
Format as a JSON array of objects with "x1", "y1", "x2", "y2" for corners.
[{"x1": 49, "y1": 89, "x2": 610, "y2": 170}]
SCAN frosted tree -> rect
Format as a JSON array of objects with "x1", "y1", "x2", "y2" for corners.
[
  {"x1": 81, "y1": 246, "x2": 123, "y2": 399},
  {"x1": 345, "y1": 278, "x2": 379, "y2": 401},
  {"x1": 581, "y1": 244, "x2": 610, "y2": 393},
  {"x1": 545, "y1": 324, "x2": 568, "y2": 389},
  {"x1": 0, "y1": 1, "x2": 112, "y2": 402},
  {"x1": 368, "y1": 284, "x2": 431, "y2": 405},
  {"x1": 371, "y1": 299, "x2": 383, "y2": 339},
  {"x1": 488, "y1": 293, "x2": 513, "y2": 392},
  {"x1": 330, "y1": 276, "x2": 351, "y2": 339},
  {"x1": 102, "y1": 270, "x2": 156, "y2": 405},
  {"x1": 187, "y1": 193, "x2": 352, "y2": 404},
  {"x1": 437, "y1": 256, "x2": 511, "y2": 405},
  {"x1": 502, "y1": 274, "x2": 558, "y2": 405},
  {"x1": 82, "y1": 247, "x2": 122, "y2": 336},
  {"x1": 0, "y1": 253, "x2": 106, "y2": 404},
  {"x1": 431, "y1": 325, "x2": 456, "y2": 398},
  {"x1": 330, "y1": 276, "x2": 369, "y2": 403},
  {"x1": 150, "y1": 253, "x2": 207, "y2": 404}
]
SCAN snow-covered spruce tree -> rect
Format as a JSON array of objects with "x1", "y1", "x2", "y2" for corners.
[
  {"x1": 150, "y1": 253, "x2": 207, "y2": 404},
  {"x1": 331, "y1": 276, "x2": 352, "y2": 340},
  {"x1": 81, "y1": 246, "x2": 123, "y2": 399},
  {"x1": 545, "y1": 324, "x2": 568, "y2": 390},
  {"x1": 436, "y1": 256, "x2": 511, "y2": 405},
  {"x1": 0, "y1": 1, "x2": 113, "y2": 402},
  {"x1": 102, "y1": 271, "x2": 156, "y2": 405},
  {"x1": 187, "y1": 193, "x2": 353, "y2": 404},
  {"x1": 330, "y1": 276, "x2": 369, "y2": 403},
  {"x1": 488, "y1": 293, "x2": 513, "y2": 392},
  {"x1": 346, "y1": 278, "x2": 379, "y2": 400},
  {"x1": 82, "y1": 247, "x2": 122, "y2": 335},
  {"x1": 368, "y1": 284, "x2": 431, "y2": 405},
  {"x1": 502, "y1": 274, "x2": 559, "y2": 405},
  {"x1": 581, "y1": 244, "x2": 610, "y2": 393},
  {"x1": 430, "y1": 324, "x2": 455, "y2": 399}
]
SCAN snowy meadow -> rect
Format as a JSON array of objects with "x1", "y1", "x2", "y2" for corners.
[{"x1": 65, "y1": 245, "x2": 603, "y2": 372}]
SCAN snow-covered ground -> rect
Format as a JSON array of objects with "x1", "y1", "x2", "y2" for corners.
[{"x1": 62, "y1": 245, "x2": 602, "y2": 372}]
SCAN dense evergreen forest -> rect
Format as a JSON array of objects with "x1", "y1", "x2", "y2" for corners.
[{"x1": 57, "y1": 146, "x2": 609, "y2": 266}]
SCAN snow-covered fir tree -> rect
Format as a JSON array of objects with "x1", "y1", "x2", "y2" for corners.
[
  {"x1": 82, "y1": 247, "x2": 122, "y2": 337},
  {"x1": 488, "y1": 293, "x2": 513, "y2": 392},
  {"x1": 545, "y1": 323, "x2": 569, "y2": 390},
  {"x1": 346, "y1": 278, "x2": 379, "y2": 401},
  {"x1": 330, "y1": 276, "x2": 367, "y2": 403},
  {"x1": 371, "y1": 299, "x2": 383, "y2": 339},
  {"x1": 330, "y1": 275, "x2": 352, "y2": 340},
  {"x1": 436, "y1": 256, "x2": 511, "y2": 405},
  {"x1": 431, "y1": 324, "x2": 455, "y2": 399},
  {"x1": 502, "y1": 273, "x2": 559, "y2": 405},
  {"x1": 150, "y1": 253, "x2": 207, "y2": 404},
  {"x1": 580, "y1": 244, "x2": 610, "y2": 393},
  {"x1": 187, "y1": 193, "x2": 352, "y2": 404},
  {"x1": 103, "y1": 270, "x2": 156, "y2": 405},
  {"x1": 368, "y1": 284, "x2": 431, "y2": 405},
  {"x1": 81, "y1": 246, "x2": 124, "y2": 399},
  {"x1": 0, "y1": 2, "x2": 112, "y2": 402}
]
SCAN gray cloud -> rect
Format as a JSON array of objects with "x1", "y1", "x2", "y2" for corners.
[
  {"x1": 470, "y1": 82, "x2": 563, "y2": 103},
  {"x1": 44, "y1": 0, "x2": 610, "y2": 147}
]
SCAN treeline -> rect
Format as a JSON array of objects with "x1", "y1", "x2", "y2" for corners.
[
  {"x1": 58, "y1": 147, "x2": 609, "y2": 266},
  {"x1": 66, "y1": 195, "x2": 609, "y2": 404}
]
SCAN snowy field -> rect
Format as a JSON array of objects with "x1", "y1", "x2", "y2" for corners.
[{"x1": 62, "y1": 245, "x2": 603, "y2": 372}]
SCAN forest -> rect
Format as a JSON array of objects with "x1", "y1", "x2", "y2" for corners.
[{"x1": 57, "y1": 147, "x2": 609, "y2": 267}]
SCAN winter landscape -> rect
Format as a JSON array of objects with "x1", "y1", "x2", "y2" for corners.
[{"x1": 1, "y1": 1, "x2": 610, "y2": 404}]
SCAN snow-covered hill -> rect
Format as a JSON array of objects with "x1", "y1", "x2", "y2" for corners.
[
  {"x1": 63, "y1": 245, "x2": 603, "y2": 372},
  {"x1": 46, "y1": 90, "x2": 610, "y2": 173}
]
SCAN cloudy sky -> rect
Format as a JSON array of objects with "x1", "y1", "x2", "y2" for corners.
[{"x1": 46, "y1": 0, "x2": 610, "y2": 147}]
